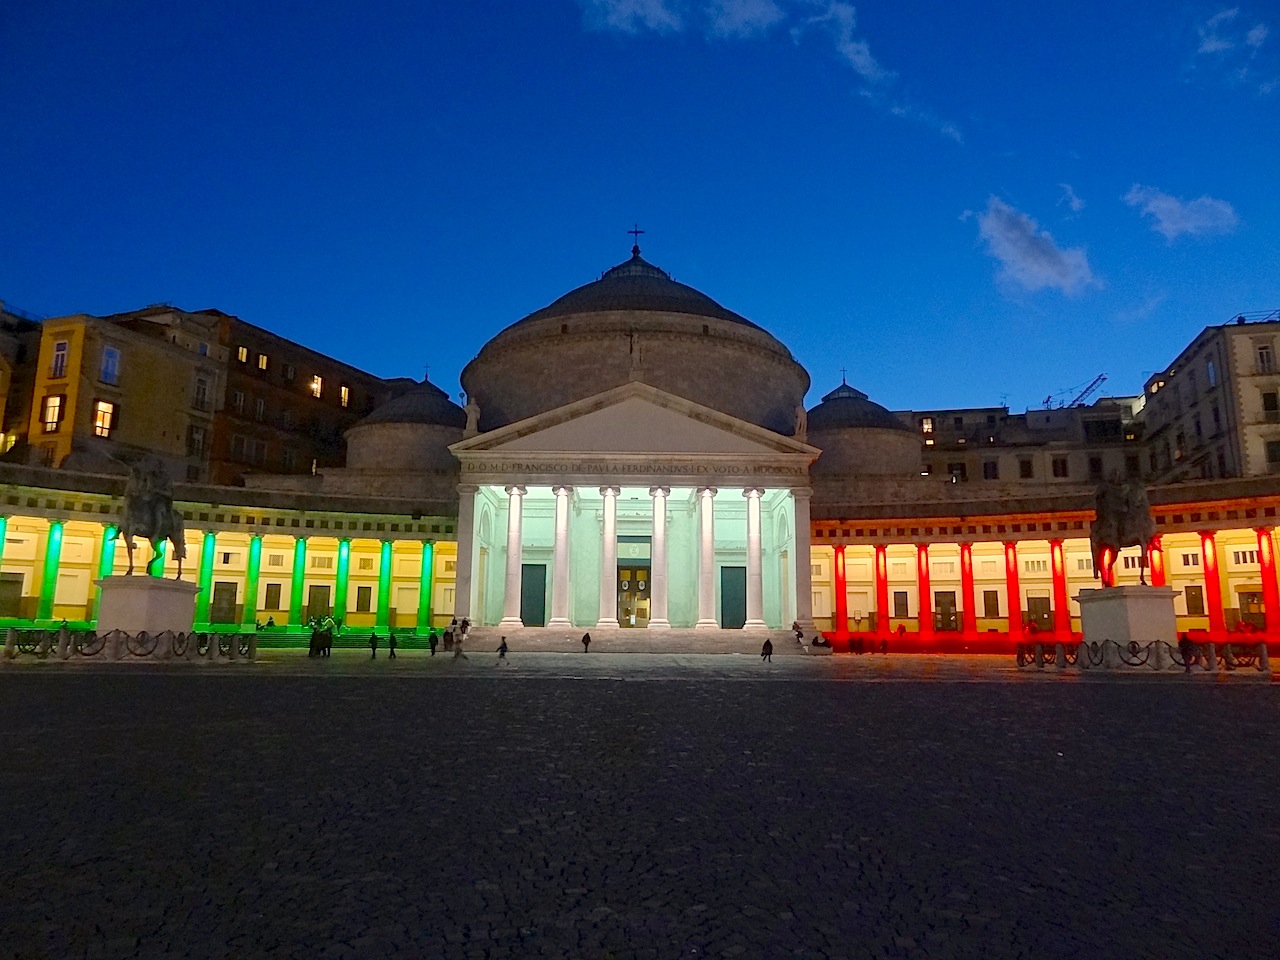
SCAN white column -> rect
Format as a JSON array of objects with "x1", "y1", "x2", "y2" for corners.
[
  {"x1": 596, "y1": 486, "x2": 620, "y2": 628},
  {"x1": 792, "y1": 487, "x2": 815, "y2": 633},
  {"x1": 647, "y1": 486, "x2": 671, "y2": 629},
  {"x1": 547, "y1": 485, "x2": 573, "y2": 628},
  {"x1": 695, "y1": 486, "x2": 718, "y2": 629},
  {"x1": 454, "y1": 484, "x2": 478, "y2": 621},
  {"x1": 498, "y1": 484, "x2": 526, "y2": 628},
  {"x1": 743, "y1": 487, "x2": 766, "y2": 630}
]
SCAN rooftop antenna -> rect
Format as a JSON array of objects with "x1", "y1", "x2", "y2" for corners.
[{"x1": 628, "y1": 224, "x2": 645, "y2": 256}]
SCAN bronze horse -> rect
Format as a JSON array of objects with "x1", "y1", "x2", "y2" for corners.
[
  {"x1": 119, "y1": 458, "x2": 187, "y2": 577},
  {"x1": 1090, "y1": 473, "x2": 1158, "y2": 586}
]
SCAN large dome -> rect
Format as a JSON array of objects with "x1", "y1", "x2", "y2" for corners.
[
  {"x1": 807, "y1": 382, "x2": 922, "y2": 477},
  {"x1": 460, "y1": 247, "x2": 809, "y2": 434}
]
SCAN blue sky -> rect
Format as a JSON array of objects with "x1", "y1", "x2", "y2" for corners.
[{"x1": 2, "y1": 1, "x2": 1277, "y2": 413}]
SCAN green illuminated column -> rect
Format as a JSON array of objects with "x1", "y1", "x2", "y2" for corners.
[
  {"x1": 416, "y1": 541, "x2": 435, "y2": 634},
  {"x1": 333, "y1": 538, "x2": 351, "y2": 624},
  {"x1": 289, "y1": 536, "x2": 308, "y2": 626},
  {"x1": 195, "y1": 531, "x2": 216, "y2": 627},
  {"x1": 36, "y1": 519, "x2": 65, "y2": 622},
  {"x1": 92, "y1": 524, "x2": 119, "y2": 621},
  {"x1": 375, "y1": 540, "x2": 393, "y2": 630},
  {"x1": 241, "y1": 535, "x2": 263, "y2": 628},
  {"x1": 149, "y1": 539, "x2": 167, "y2": 577},
  {"x1": 0, "y1": 516, "x2": 9, "y2": 572}
]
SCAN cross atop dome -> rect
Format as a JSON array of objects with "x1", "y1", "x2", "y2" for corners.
[{"x1": 628, "y1": 223, "x2": 645, "y2": 257}]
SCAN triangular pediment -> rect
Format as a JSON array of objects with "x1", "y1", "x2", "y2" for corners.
[{"x1": 450, "y1": 382, "x2": 817, "y2": 458}]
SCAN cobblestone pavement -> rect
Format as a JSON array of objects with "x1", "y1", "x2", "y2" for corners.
[{"x1": 1, "y1": 656, "x2": 1276, "y2": 959}]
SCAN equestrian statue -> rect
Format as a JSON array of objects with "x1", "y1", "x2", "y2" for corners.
[
  {"x1": 120, "y1": 456, "x2": 187, "y2": 577},
  {"x1": 1090, "y1": 471, "x2": 1158, "y2": 586}
]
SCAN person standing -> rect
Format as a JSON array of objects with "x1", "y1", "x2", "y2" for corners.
[
  {"x1": 427, "y1": 628, "x2": 438, "y2": 656},
  {"x1": 496, "y1": 636, "x2": 508, "y2": 664},
  {"x1": 761, "y1": 638, "x2": 773, "y2": 662},
  {"x1": 388, "y1": 630, "x2": 398, "y2": 659},
  {"x1": 444, "y1": 618, "x2": 456, "y2": 652},
  {"x1": 453, "y1": 631, "x2": 468, "y2": 660},
  {"x1": 581, "y1": 632, "x2": 591, "y2": 652},
  {"x1": 368, "y1": 632, "x2": 378, "y2": 660}
]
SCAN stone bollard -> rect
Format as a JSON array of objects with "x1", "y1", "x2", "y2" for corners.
[
  {"x1": 1206, "y1": 643, "x2": 1218, "y2": 672},
  {"x1": 1260, "y1": 641, "x2": 1271, "y2": 673},
  {"x1": 204, "y1": 633, "x2": 217, "y2": 662},
  {"x1": 153, "y1": 631, "x2": 172, "y2": 661},
  {"x1": 1102, "y1": 639, "x2": 1120, "y2": 669},
  {"x1": 1033, "y1": 642, "x2": 1044, "y2": 667},
  {"x1": 5, "y1": 628, "x2": 15, "y2": 660},
  {"x1": 106, "y1": 631, "x2": 121, "y2": 661},
  {"x1": 1222, "y1": 643, "x2": 1238, "y2": 670},
  {"x1": 1151, "y1": 640, "x2": 1168, "y2": 671},
  {"x1": 1077, "y1": 641, "x2": 1091, "y2": 670},
  {"x1": 246, "y1": 633, "x2": 258, "y2": 662},
  {"x1": 57, "y1": 626, "x2": 71, "y2": 660},
  {"x1": 39, "y1": 632, "x2": 53, "y2": 658},
  {"x1": 1054, "y1": 642, "x2": 1066, "y2": 669}
]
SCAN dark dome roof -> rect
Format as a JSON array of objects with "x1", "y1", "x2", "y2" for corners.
[
  {"x1": 516, "y1": 247, "x2": 762, "y2": 329},
  {"x1": 353, "y1": 381, "x2": 466, "y2": 429},
  {"x1": 808, "y1": 382, "x2": 914, "y2": 433}
]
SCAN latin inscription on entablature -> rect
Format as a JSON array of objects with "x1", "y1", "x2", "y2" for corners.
[{"x1": 462, "y1": 460, "x2": 807, "y2": 478}]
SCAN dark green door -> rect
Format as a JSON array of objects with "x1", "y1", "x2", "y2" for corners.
[
  {"x1": 934, "y1": 591, "x2": 958, "y2": 631},
  {"x1": 521, "y1": 564, "x2": 547, "y2": 627},
  {"x1": 721, "y1": 566, "x2": 747, "y2": 629},
  {"x1": 211, "y1": 582, "x2": 238, "y2": 624}
]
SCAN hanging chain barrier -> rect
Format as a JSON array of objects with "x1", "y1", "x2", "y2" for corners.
[
  {"x1": 1016, "y1": 638, "x2": 1271, "y2": 674},
  {"x1": 2, "y1": 627, "x2": 257, "y2": 663}
]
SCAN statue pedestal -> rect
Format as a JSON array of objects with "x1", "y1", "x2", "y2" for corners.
[
  {"x1": 1077, "y1": 586, "x2": 1179, "y2": 648},
  {"x1": 95, "y1": 576, "x2": 199, "y2": 636}
]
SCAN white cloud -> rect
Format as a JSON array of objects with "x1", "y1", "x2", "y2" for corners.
[
  {"x1": 1058, "y1": 183, "x2": 1085, "y2": 214},
  {"x1": 1198, "y1": 7, "x2": 1239, "y2": 53},
  {"x1": 1190, "y1": 8, "x2": 1275, "y2": 93},
  {"x1": 797, "y1": 1, "x2": 892, "y2": 83},
  {"x1": 707, "y1": 0, "x2": 786, "y2": 38},
  {"x1": 580, "y1": 0, "x2": 683, "y2": 34},
  {"x1": 976, "y1": 197, "x2": 1096, "y2": 296},
  {"x1": 1123, "y1": 184, "x2": 1239, "y2": 241},
  {"x1": 1246, "y1": 23, "x2": 1269, "y2": 48}
]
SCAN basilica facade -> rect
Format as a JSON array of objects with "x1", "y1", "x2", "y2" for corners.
[{"x1": 2, "y1": 249, "x2": 1280, "y2": 648}]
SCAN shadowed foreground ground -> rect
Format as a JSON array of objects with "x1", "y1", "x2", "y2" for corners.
[{"x1": 1, "y1": 656, "x2": 1276, "y2": 959}]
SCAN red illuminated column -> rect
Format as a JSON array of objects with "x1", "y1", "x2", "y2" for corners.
[
  {"x1": 1148, "y1": 535, "x2": 1166, "y2": 587},
  {"x1": 960, "y1": 543, "x2": 977, "y2": 637},
  {"x1": 1256, "y1": 528, "x2": 1280, "y2": 636},
  {"x1": 1004, "y1": 541, "x2": 1022, "y2": 639},
  {"x1": 916, "y1": 543, "x2": 933, "y2": 641},
  {"x1": 832, "y1": 544, "x2": 849, "y2": 639},
  {"x1": 1200, "y1": 531, "x2": 1226, "y2": 639},
  {"x1": 1050, "y1": 539, "x2": 1071, "y2": 638},
  {"x1": 875, "y1": 543, "x2": 890, "y2": 635}
]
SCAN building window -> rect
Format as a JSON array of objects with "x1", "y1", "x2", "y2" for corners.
[
  {"x1": 1232, "y1": 549, "x2": 1258, "y2": 566},
  {"x1": 920, "y1": 464, "x2": 933, "y2": 476},
  {"x1": 1076, "y1": 558, "x2": 1093, "y2": 572},
  {"x1": 1264, "y1": 392, "x2": 1279, "y2": 422},
  {"x1": 283, "y1": 363, "x2": 296, "y2": 381},
  {"x1": 194, "y1": 377, "x2": 210, "y2": 410},
  {"x1": 237, "y1": 346, "x2": 249, "y2": 363},
  {"x1": 1258, "y1": 344, "x2": 1274, "y2": 374},
  {"x1": 100, "y1": 346, "x2": 121, "y2": 384},
  {"x1": 282, "y1": 448, "x2": 296, "y2": 471},
  {"x1": 198, "y1": 341, "x2": 209, "y2": 356},
  {"x1": 1182, "y1": 553, "x2": 1199, "y2": 567},
  {"x1": 230, "y1": 434, "x2": 247, "y2": 460},
  {"x1": 358, "y1": 557, "x2": 374, "y2": 571},
  {"x1": 41, "y1": 394, "x2": 65, "y2": 432},
  {"x1": 1185, "y1": 585, "x2": 1205, "y2": 617},
  {"x1": 982, "y1": 590, "x2": 999, "y2": 618},
  {"x1": 251, "y1": 439, "x2": 267, "y2": 465},
  {"x1": 1206, "y1": 359, "x2": 1217, "y2": 386},
  {"x1": 892, "y1": 591, "x2": 909, "y2": 618},
  {"x1": 953, "y1": 416, "x2": 963, "y2": 429},
  {"x1": 187, "y1": 425, "x2": 206, "y2": 457},
  {"x1": 356, "y1": 586, "x2": 373, "y2": 612},
  {"x1": 1088, "y1": 456, "x2": 1103, "y2": 480},
  {"x1": 1217, "y1": 450, "x2": 1228, "y2": 476},
  {"x1": 254, "y1": 398, "x2": 265, "y2": 422},
  {"x1": 340, "y1": 384, "x2": 350, "y2": 408},
  {"x1": 1051, "y1": 457, "x2": 1069, "y2": 478},
  {"x1": 1019, "y1": 459, "x2": 1034, "y2": 479},
  {"x1": 232, "y1": 390, "x2": 244, "y2": 415},
  {"x1": 1124, "y1": 454, "x2": 1141, "y2": 478},
  {"x1": 310, "y1": 375, "x2": 323, "y2": 399},
  {"x1": 1023, "y1": 559, "x2": 1048, "y2": 573},
  {"x1": 220, "y1": 552, "x2": 239, "y2": 565},
  {"x1": 257, "y1": 353, "x2": 269, "y2": 371},
  {"x1": 1212, "y1": 405, "x2": 1221, "y2": 431},
  {"x1": 311, "y1": 556, "x2": 334, "y2": 570},
  {"x1": 1121, "y1": 555, "x2": 1142, "y2": 569},
  {"x1": 50, "y1": 340, "x2": 69, "y2": 379},
  {"x1": 920, "y1": 417, "x2": 934, "y2": 434},
  {"x1": 92, "y1": 400, "x2": 116, "y2": 438},
  {"x1": 1267, "y1": 440, "x2": 1280, "y2": 469},
  {"x1": 264, "y1": 583, "x2": 282, "y2": 610},
  {"x1": 947, "y1": 462, "x2": 967, "y2": 481},
  {"x1": 982, "y1": 460, "x2": 998, "y2": 480},
  {"x1": 267, "y1": 554, "x2": 285, "y2": 567}
]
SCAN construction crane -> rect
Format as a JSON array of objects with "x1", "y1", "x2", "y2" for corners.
[{"x1": 1068, "y1": 373, "x2": 1107, "y2": 407}]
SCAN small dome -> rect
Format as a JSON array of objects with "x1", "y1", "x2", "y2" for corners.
[
  {"x1": 808, "y1": 382, "x2": 913, "y2": 433},
  {"x1": 355, "y1": 381, "x2": 466, "y2": 428},
  {"x1": 514, "y1": 246, "x2": 761, "y2": 330}
]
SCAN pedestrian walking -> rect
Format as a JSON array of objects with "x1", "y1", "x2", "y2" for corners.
[
  {"x1": 427, "y1": 628, "x2": 438, "y2": 656},
  {"x1": 496, "y1": 636, "x2": 508, "y2": 664},
  {"x1": 761, "y1": 638, "x2": 773, "y2": 662},
  {"x1": 444, "y1": 617, "x2": 457, "y2": 652},
  {"x1": 388, "y1": 630, "x2": 397, "y2": 659},
  {"x1": 453, "y1": 632, "x2": 468, "y2": 660},
  {"x1": 460, "y1": 618, "x2": 471, "y2": 642},
  {"x1": 581, "y1": 632, "x2": 591, "y2": 652},
  {"x1": 368, "y1": 632, "x2": 378, "y2": 659}
]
